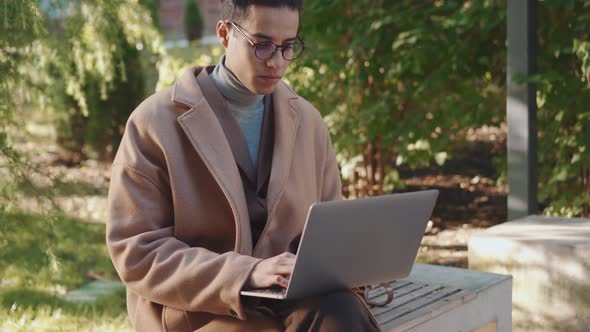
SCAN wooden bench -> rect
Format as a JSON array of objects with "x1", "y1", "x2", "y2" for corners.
[{"x1": 370, "y1": 264, "x2": 512, "y2": 332}]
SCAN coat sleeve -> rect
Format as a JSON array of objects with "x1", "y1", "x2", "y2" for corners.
[
  {"x1": 320, "y1": 128, "x2": 343, "y2": 202},
  {"x1": 106, "y1": 115, "x2": 261, "y2": 320}
]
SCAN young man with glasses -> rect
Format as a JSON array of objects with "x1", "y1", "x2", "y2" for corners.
[{"x1": 106, "y1": 0, "x2": 380, "y2": 330}]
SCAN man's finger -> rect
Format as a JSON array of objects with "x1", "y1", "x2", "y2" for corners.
[
  {"x1": 274, "y1": 275, "x2": 289, "y2": 288},
  {"x1": 276, "y1": 255, "x2": 296, "y2": 265},
  {"x1": 276, "y1": 258, "x2": 296, "y2": 267},
  {"x1": 277, "y1": 252, "x2": 296, "y2": 260},
  {"x1": 271, "y1": 264, "x2": 294, "y2": 276}
]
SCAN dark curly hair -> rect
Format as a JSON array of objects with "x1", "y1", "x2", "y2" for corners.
[{"x1": 221, "y1": 0, "x2": 303, "y2": 22}]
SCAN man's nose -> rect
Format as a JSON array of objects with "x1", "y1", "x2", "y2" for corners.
[{"x1": 266, "y1": 50, "x2": 286, "y2": 69}]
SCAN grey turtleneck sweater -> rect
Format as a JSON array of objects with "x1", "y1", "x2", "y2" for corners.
[{"x1": 209, "y1": 55, "x2": 265, "y2": 168}]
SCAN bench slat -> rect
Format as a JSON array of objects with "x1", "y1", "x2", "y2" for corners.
[
  {"x1": 367, "y1": 280, "x2": 415, "y2": 299},
  {"x1": 367, "y1": 279, "x2": 477, "y2": 331},
  {"x1": 374, "y1": 284, "x2": 458, "y2": 319},
  {"x1": 371, "y1": 284, "x2": 440, "y2": 317},
  {"x1": 369, "y1": 282, "x2": 426, "y2": 305}
]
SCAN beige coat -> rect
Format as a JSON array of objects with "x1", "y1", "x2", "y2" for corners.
[{"x1": 106, "y1": 66, "x2": 344, "y2": 331}]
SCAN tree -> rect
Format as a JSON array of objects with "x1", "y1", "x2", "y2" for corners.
[
  {"x1": 534, "y1": 1, "x2": 590, "y2": 217},
  {"x1": 44, "y1": 1, "x2": 162, "y2": 161},
  {"x1": 291, "y1": 0, "x2": 590, "y2": 217},
  {"x1": 289, "y1": 0, "x2": 506, "y2": 197},
  {"x1": 30, "y1": 1, "x2": 163, "y2": 161},
  {"x1": 0, "y1": 0, "x2": 46, "y2": 204},
  {"x1": 184, "y1": 0, "x2": 204, "y2": 42},
  {"x1": 0, "y1": 0, "x2": 165, "y2": 204},
  {"x1": 139, "y1": 0, "x2": 161, "y2": 30},
  {"x1": 0, "y1": 0, "x2": 44, "y2": 137}
]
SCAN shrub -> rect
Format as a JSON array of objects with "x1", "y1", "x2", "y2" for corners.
[
  {"x1": 184, "y1": 0, "x2": 204, "y2": 42},
  {"x1": 56, "y1": 37, "x2": 146, "y2": 161}
]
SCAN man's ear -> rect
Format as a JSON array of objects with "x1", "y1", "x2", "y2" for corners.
[{"x1": 216, "y1": 20, "x2": 230, "y2": 48}]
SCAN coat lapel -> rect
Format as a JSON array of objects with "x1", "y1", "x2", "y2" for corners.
[
  {"x1": 266, "y1": 83, "x2": 301, "y2": 216},
  {"x1": 195, "y1": 69, "x2": 258, "y2": 186},
  {"x1": 173, "y1": 67, "x2": 253, "y2": 254}
]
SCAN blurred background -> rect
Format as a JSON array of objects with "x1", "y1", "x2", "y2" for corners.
[{"x1": 0, "y1": 0, "x2": 589, "y2": 330}]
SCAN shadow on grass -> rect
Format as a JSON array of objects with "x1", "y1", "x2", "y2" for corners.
[
  {"x1": 0, "y1": 287, "x2": 126, "y2": 318},
  {"x1": 0, "y1": 210, "x2": 118, "y2": 292},
  {"x1": 0, "y1": 209, "x2": 129, "y2": 327},
  {"x1": 15, "y1": 177, "x2": 108, "y2": 198}
]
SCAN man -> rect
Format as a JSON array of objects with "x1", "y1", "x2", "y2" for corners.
[{"x1": 106, "y1": 0, "x2": 380, "y2": 330}]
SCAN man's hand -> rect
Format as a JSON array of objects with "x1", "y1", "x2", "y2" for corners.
[{"x1": 246, "y1": 252, "x2": 296, "y2": 289}]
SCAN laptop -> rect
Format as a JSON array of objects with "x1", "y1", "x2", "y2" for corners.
[{"x1": 240, "y1": 189, "x2": 439, "y2": 300}]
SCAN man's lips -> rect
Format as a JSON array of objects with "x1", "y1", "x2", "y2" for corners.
[{"x1": 259, "y1": 75, "x2": 281, "y2": 82}]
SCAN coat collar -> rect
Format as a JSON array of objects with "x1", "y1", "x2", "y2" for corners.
[{"x1": 173, "y1": 66, "x2": 301, "y2": 254}]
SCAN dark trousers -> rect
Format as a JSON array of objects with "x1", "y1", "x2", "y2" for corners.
[
  {"x1": 254, "y1": 290, "x2": 381, "y2": 332},
  {"x1": 186, "y1": 290, "x2": 380, "y2": 331}
]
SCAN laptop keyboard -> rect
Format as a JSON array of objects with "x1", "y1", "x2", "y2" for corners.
[{"x1": 254, "y1": 287, "x2": 287, "y2": 296}]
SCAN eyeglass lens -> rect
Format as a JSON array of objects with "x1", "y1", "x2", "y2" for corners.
[{"x1": 255, "y1": 41, "x2": 303, "y2": 61}]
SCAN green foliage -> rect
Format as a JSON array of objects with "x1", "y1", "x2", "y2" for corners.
[
  {"x1": 54, "y1": 34, "x2": 147, "y2": 160},
  {"x1": 575, "y1": 39, "x2": 590, "y2": 86},
  {"x1": 289, "y1": 0, "x2": 506, "y2": 193},
  {"x1": 0, "y1": 0, "x2": 44, "y2": 130},
  {"x1": 185, "y1": 0, "x2": 204, "y2": 41},
  {"x1": 0, "y1": 0, "x2": 44, "y2": 46},
  {"x1": 534, "y1": 1, "x2": 590, "y2": 216},
  {"x1": 156, "y1": 44, "x2": 223, "y2": 90},
  {"x1": 49, "y1": 1, "x2": 162, "y2": 159},
  {"x1": 1, "y1": 0, "x2": 165, "y2": 161},
  {"x1": 139, "y1": 0, "x2": 161, "y2": 30},
  {"x1": 291, "y1": 0, "x2": 590, "y2": 215}
]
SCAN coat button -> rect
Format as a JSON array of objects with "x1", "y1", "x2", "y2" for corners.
[{"x1": 229, "y1": 309, "x2": 237, "y2": 317}]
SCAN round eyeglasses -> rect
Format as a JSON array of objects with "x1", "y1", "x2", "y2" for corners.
[{"x1": 228, "y1": 21, "x2": 305, "y2": 61}]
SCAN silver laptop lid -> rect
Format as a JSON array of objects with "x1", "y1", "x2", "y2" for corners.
[{"x1": 285, "y1": 190, "x2": 439, "y2": 300}]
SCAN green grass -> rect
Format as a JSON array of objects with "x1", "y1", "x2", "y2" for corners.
[{"x1": 0, "y1": 210, "x2": 132, "y2": 331}]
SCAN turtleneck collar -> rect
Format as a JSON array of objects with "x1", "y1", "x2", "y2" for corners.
[{"x1": 209, "y1": 55, "x2": 264, "y2": 108}]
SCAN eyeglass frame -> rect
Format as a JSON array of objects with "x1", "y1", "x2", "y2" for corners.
[{"x1": 227, "y1": 21, "x2": 305, "y2": 61}]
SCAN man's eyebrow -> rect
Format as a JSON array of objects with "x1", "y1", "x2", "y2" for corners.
[{"x1": 252, "y1": 32, "x2": 298, "y2": 42}]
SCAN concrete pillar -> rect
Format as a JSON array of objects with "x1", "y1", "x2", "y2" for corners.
[{"x1": 507, "y1": 0, "x2": 538, "y2": 219}]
